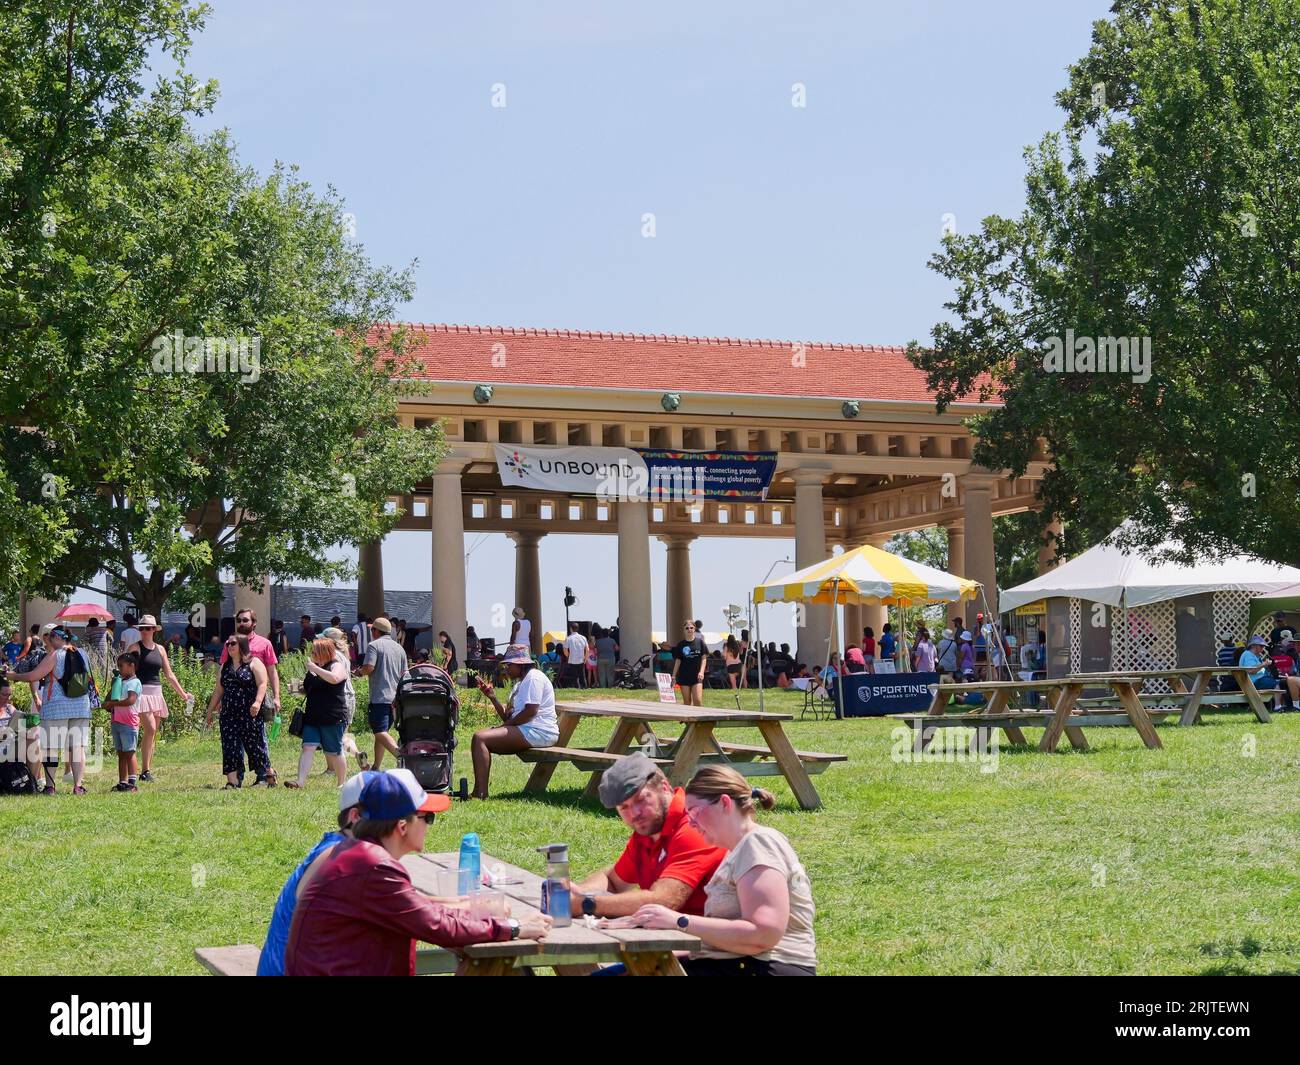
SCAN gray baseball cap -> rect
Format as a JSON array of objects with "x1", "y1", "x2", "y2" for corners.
[{"x1": 597, "y1": 752, "x2": 661, "y2": 809}]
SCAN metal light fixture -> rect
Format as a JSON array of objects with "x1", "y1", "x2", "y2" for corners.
[{"x1": 473, "y1": 384, "x2": 493, "y2": 404}]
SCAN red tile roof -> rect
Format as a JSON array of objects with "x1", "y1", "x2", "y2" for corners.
[{"x1": 371, "y1": 323, "x2": 993, "y2": 406}]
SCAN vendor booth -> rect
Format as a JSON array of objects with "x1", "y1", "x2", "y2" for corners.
[{"x1": 1000, "y1": 524, "x2": 1300, "y2": 689}]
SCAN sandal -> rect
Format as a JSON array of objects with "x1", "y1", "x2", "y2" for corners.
[
  {"x1": 357, "y1": 751, "x2": 371, "y2": 770},
  {"x1": 264, "y1": 768, "x2": 278, "y2": 787},
  {"x1": 283, "y1": 779, "x2": 301, "y2": 789},
  {"x1": 223, "y1": 781, "x2": 240, "y2": 789}
]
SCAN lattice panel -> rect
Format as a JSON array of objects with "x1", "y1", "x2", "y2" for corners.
[
  {"x1": 1110, "y1": 601, "x2": 1177, "y2": 693},
  {"x1": 1213, "y1": 590, "x2": 1254, "y2": 643},
  {"x1": 1069, "y1": 598, "x2": 1081, "y2": 674}
]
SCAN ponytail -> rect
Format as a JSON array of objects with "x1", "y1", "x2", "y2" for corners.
[{"x1": 685, "y1": 765, "x2": 775, "y2": 814}]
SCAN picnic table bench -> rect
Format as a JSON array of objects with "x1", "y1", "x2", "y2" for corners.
[
  {"x1": 196, "y1": 849, "x2": 700, "y2": 976},
  {"x1": 519, "y1": 699, "x2": 845, "y2": 811},
  {"x1": 1064, "y1": 667, "x2": 1272, "y2": 725}
]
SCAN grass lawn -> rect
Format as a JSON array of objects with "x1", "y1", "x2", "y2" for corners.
[{"x1": 2, "y1": 686, "x2": 1298, "y2": 975}]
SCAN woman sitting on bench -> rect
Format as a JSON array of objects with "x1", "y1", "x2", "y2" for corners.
[{"x1": 469, "y1": 644, "x2": 559, "y2": 799}]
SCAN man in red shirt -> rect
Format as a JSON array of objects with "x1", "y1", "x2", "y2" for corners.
[
  {"x1": 568, "y1": 752, "x2": 725, "y2": 918},
  {"x1": 285, "y1": 768, "x2": 552, "y2": 975},
  {"x1": 220, "y1": 608, "x2": 282, "y2": 718}
]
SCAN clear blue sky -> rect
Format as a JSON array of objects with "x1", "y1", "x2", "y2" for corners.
[{"x1": 127, "y1": 0, "x2": 1107, "y2": 646}]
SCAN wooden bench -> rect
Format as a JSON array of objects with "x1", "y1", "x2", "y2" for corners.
[
  {"x1": 516, "y1": 746, "x2": 676, "y2": 773},
  {"x1": 195, "y1": 943, "x2": 460, "y2": 976}
]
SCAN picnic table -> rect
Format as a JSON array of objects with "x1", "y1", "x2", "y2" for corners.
[
  {"x1": 519, "y1": 698, "x2": 845, "y2": 811},
  {"x1": 897, "y1": 676, "x2": 1174, "y2": 753},
  {"x1": 1064, "y1": 666, "x2": 1272, "y2": 725},
  {"x1": 195, "y1": 848, "x2": 700, "y2": 976}
]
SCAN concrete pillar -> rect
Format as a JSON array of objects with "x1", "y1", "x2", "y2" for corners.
[
  {"x1": 508, "y1": 530, "x2": 544, "y2": 653},
  {"x1": 233, "y1": 578, "x2": 272, "y2": 635},
  {"x1": 357, "y1": 539, "x2": 386, "y2": 620},
  {"x1": 792, "y1": 468, "x2": 831, "y2": 667},
  {"x1": 962, "y1": 471, "x2": 999, "y2": 621},
  {"x1": 430, "y1": 461, "x2": 467, "y2": 653},
  {"x1": 617, "y1": 500, "x2": 652, "y2": 666},
  {"x1": 943, "y1": 520, "x2": 966, "y2": 577},
  {"x1": 842, "y1": 602, "x2": 863, "y2": 651},
  {"x1": 1037, "y1": 516, "x2": 1064, "y2": 575},
  {"x1": 861, "y1": 534, "x2": 891, "y2": 646},
  {"x1": 660, "y1": 534, "x2": 695, "y2": 638},
  {"x1": 20, "y1": 593, "x2": 64, "y2": 634}
]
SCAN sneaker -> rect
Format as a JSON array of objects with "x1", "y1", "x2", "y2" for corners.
[
  {"x1": 139, "y1": 770, "x2": 155, "y2": 782},
  {"x1": 111, "y1": 782, "x2": 128, "y2": 792},
  {"x1": 72, "y1": 785, "x2": 86, "y2": 795},
  {"x1": 40, "y1": 785, "x2": 55, "y2": 796}
]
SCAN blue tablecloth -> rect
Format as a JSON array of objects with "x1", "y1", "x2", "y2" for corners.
[{"x1": 833, "y1": 672, "x2": 939, "y2": 718}]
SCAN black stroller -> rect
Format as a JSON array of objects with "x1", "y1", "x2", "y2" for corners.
[
  {"x1": 393, "y1": 664, "x2": 469, "y2": 800},
  {"x1": 614, "y1": 654, "x2": 651, "y2": 689}
]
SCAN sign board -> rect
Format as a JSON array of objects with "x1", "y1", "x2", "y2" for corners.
[
  {"x1": 655, "y1": 672, "x2": 677, "y2": 703},
  {"x1": 874, "y1": 660, "x2": 896, "y2": 674},
  {"x1": 836, "y1": 672, "x2": 939, "y2": 718},
  {"x1": 1014, "y1": 600, "x2": 1047, "y2": 616}
]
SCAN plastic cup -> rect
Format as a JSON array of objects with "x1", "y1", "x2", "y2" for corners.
[
  {"x1": 436, "y1": 868, "x2": 473, "y2": 898},
  {"x1": 469, "y1": 890, "x2": 508, "y2": 919}
]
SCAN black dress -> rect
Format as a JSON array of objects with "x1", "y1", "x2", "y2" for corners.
[{"x1": 219, "y1": 660, "x2": 270, "y2": 781}]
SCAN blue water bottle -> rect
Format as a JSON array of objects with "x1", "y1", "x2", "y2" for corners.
[{"x1": 458, "y1": 832, "x2": 481, "y2": 894}]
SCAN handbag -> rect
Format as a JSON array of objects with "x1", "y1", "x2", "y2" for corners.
[{"x1": 288, "y1": 708, "x2": 305, "y2": 738}]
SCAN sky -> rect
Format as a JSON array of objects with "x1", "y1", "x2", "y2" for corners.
[{"x1": 112, "y1": 0, "x2": 1109, "y2": 646}]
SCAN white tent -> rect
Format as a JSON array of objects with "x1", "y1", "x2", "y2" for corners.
[{"x1": 1000, "y1": 523, "x2": 1300, "y2": 612}]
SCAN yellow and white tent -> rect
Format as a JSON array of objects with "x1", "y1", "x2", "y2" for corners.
[{"x1": 753, "y1": 542, "x2": 980, "y2": 607}]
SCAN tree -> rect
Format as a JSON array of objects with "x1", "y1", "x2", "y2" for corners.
[
  {"x1": 908, "y1": 0, "x2": 1300, "y2": 566},
  {"x1": 1, "y1": 3, "x2": 443, "y2": 613}
]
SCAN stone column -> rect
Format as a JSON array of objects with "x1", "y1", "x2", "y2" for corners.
[
  {"x1": 793, "y1": 468, "x2": 831, "y2": 667},
  {"x1": 962, "y1": 471, "x2": 999, "y2": 620},
  {"x1": 507, "y1": 530, "x2": 544, "y2": 653},
  {"x1": 233, "y1": 578, "x2": 272, "y2": 635},
  {"x1": 19, "y1": 593, "x2": 64, "y2": 634},
  {"x1": 357, "y1": 539, "x2": 386, "y2": 620},
  {"x1": 430, "y1": 461, "x2": 467, "y2": 652},
  {"x1": 617, "y1": 500, "x2": 652, "y2": 665},
  {"x1": 842, "y1": 602, "x2": 863, "y2": 651},
  {"x1": 862, "y1": 534, "x2": 891, "y2": 646},
  {"x1": 1037, "y1": 516, "x2": 1064, "y2": 575},
  {"x1": 943, "y1": 520, "x2": 966, "y2": 578},
  {"x1": 659, "y1": 534, "x2": 696, "y2": 638}
]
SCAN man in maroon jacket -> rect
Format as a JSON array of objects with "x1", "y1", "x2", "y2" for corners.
[{"x1": 285, "y1": 768, "x2": 552, "y2": 975}]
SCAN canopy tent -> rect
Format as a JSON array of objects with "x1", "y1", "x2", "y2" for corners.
[
  {"x1": 1000, "y1": 523, "x2": 1300, "y2": 613},
  {"x1": 753, "y1": 542, "x2": 981, "y2": 608},
  {"x1": 752, "y1": 543, "x2": 984, "y2": 715},
  {"x1": 1248, "y1": 588, "x2": 1300, "y2": 633}
]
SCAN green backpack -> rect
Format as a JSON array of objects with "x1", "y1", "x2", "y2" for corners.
[{"x1": 59, "y1": 648, "x2": 89, "y2": 698}]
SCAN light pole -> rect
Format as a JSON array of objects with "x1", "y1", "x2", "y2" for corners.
[{"x1": 753, "y1": 556, "x2": 793, "y2": 713}]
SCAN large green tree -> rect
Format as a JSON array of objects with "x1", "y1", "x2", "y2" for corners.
[
  {"x1": 909, "y1": 0, "x2": 1300, "y2": 565},
  {"x1": 2, "y1": 2, "x2": 442, "y2": 614}
]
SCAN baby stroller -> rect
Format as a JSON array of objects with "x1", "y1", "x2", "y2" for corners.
[
  {"x1": 614, "y1": 654, "x2": 651, "y2": 690},
  {"x1": 393, "y1": 664, "x2": 468, "y2": 800}
]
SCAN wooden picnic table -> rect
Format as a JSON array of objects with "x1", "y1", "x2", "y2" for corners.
[
  {"x1": 1064, "y1": 666, "x2": 1272, "y2": 725},
  {"x1": 520, "y1": 699, "x2": 842, "y2": 811},
  {"x1": 407, "y1": 850, "x2": 700, "y2": 975},
  {"x1": 195, "y1": 848, "x2": 700, "y2": 976}
]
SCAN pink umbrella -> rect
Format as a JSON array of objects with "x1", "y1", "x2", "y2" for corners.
[{"x1": 54, "y1": 603, "x2": 114, "y2": 623}]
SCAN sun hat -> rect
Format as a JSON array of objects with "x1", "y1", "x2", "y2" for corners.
[
  {"x1": 960, "y1": 630, "x2": 973, "y2": 641},
  {"x1": 339, "y1": 770, "x2": 378, "y2": 811},
  {"x1": 39, "y1": 622, "x2": 57, "y2": 636},
  {"x1": 1248, "y1": 635, "x2": 1267, "y2": 647},
  {"x1": 359, "y1": 768, "x2": 450, "y2": 819},
  {"x1": 370, "y1": 616, "x2": 392, "y2": 634},
  {"x1": 1281, "y1": 630, "x2": 1294, "y2": 642},
  {"x1": 137, "y1": 614, "x2": 158, "y2": 628},
  {"x1": 597, "y1": 752, "x2": 661, "y2": 809},
  {"x1": 501, "y1": 643, "x2": 532, "y2": 665}
]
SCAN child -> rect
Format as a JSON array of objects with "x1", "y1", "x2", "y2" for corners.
[{"x1": 103, "y1": 652, "x2": 142, "y2": 792}]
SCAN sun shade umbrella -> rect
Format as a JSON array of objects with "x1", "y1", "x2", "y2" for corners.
[
  {"x1": 53, "y1": 603, "x2": 114, "y2": 623},
  {"x1": 752, "y1": 543, "x2": 982, "y2": 716}
]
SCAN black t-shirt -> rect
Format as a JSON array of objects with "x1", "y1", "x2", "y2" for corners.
[{"x1": 673, "y1": 638, "x2": 706, "y2": 683}]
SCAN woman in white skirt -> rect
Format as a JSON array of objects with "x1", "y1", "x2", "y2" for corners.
[{"x1": 126, "y1": 615, "x2": 192, "y2": 782}]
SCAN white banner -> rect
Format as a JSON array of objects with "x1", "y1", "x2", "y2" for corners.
[{"x1": 493, "y1": 444, "x2": 647, "y2": 496}]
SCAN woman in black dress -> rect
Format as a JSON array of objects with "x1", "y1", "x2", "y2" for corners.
[{"x1": 206, "y1": 635, "x2": 275, "y2": 788}]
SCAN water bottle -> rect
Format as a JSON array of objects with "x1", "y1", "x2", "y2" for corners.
[
  {"x1": 537, "y1": 843, "x2": 572, "y2": 927},
  {"x1": 458, "y1": 832, "x2": 481, "y2": 893}
]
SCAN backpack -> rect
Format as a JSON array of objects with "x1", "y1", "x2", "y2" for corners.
[{"x1": 59, "y1": 648, "x2": 89, "y2": 698}]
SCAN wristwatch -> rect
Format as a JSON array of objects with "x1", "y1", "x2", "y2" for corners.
[
  {"x1": 581, "y1": 894, "x2": 597, "y2": 916},
  {"x1": 676, "y1": 915, "x2": 690, "y2": 929},
  {"x1": 507, "y1": 918, "x2": 521, "y2": 940}
]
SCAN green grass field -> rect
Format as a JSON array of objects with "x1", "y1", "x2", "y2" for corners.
[{"x1": 2, "y1": 687, "x2": 1298, "y2": 975}]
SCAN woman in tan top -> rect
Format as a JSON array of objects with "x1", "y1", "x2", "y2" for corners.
[{"x1": 629, "y1": 765, "x2": 817, "y2": 975}]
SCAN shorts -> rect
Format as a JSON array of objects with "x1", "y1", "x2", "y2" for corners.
[
  {"x1": 111, "y1": 722, "x2": 139, "y2": 752},
  {"x1": 678, "y1": 672, "x2": 703, "y2": 688},
  {"x1": 301, "y1": 722, "x2": 345, "y2": 755},
  {"x1": 39, "y1": 718, "x2": 91, "y2": 753},
  {"x1": 368, "y1": 702, "x2": 394, "y2": 733},
  {"x1": 516, "y1": 721, "x2": 560, "y2": 747},
  {"x1": 1252, "y1": 675, "x2": 1279, "y2": 690}
]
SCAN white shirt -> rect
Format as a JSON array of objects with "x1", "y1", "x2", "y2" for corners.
[
  {"x1": 513, "y1": 618, "x2": 532, "y2": 650},
  {"x1": 510, "y1": 668, "x2": 557, "y2": 735},
  {"x1": 563, "y1": 632, "x2": 588, "y2": 665},
  {"x1": 352, "y1": 622, "x2": 370, "y2": 657},
  {"x1": 120, "y1": 627, "x2": 141, "y2": 651}
]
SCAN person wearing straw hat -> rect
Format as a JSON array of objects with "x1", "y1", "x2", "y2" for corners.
[
  {"x1": 125, "y1": 615, "x2": 192, "y2": 782},
  {"x1": 469, "y1": 643, "x2": 558, "y2": 799}
]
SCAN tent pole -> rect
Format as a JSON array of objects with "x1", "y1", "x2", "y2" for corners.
[
  {"x1": 754, "y1": 593, "x2": 764, "y2": 714},
  {"x1": 828, "y1": 579, "x2": 843, "y2": 719}
]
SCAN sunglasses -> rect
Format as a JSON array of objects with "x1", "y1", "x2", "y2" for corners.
[
  {"x1": 416, "y1": 813, "x2": 436, "y2": 825},
  {"x1": 225, "y1": 640, "x2": 238, "y2": 647}
]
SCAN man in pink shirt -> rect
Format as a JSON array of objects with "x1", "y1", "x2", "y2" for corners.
[{"x1": 220, "y1": 608, "x2": 281, "y2": 716}]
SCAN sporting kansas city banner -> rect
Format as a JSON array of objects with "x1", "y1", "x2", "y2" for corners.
[{"x1": 493, "y1": 444, "x2": 777, "y2": 502}]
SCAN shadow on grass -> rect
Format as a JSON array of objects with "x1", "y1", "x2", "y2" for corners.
[
  {"x1": 1194, "y1": 936, "x2": 1300, "y2": 975},
  {"x1": 487, "y1": 785, "x2": 616, "y2": 815}
]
